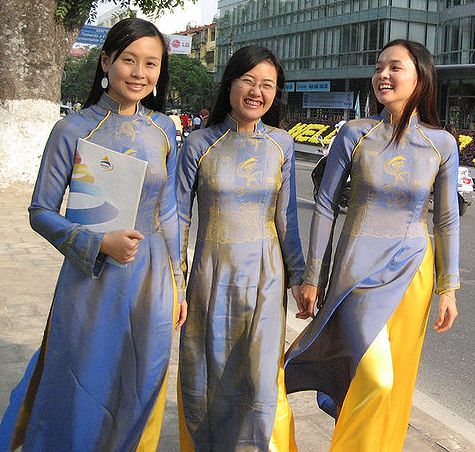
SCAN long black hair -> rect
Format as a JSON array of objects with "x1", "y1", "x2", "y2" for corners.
[
  {"x1": 83, "y1": 18, "x2": 169, "y2": 113},
  {"x1": 206, "y1": 45, "x2": 286, "y2": 128},
  {"x1": 373, "y1": 39, "x2": 441, "y2": 145}
]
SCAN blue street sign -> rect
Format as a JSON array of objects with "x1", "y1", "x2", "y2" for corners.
[
  {"x1": 296, "y1": 81, "x2": 331, "y2": 92},
  {"x1": 285, "y1": 82, "x2": 296, "y2": 92},
  {"x1": 76, "y1": 25, "x2": 110, "y2": 46}
]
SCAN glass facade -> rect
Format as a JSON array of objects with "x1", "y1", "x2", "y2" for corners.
[
  {"x1": 216, "y1": 0, "x2": 475, "y2": 129},
  {"x1": 437, "y1": 2, "x2": 475, "y2": 64},
  {"x1": 217, "y1": 0, "x2": 439, "y2": 78}
]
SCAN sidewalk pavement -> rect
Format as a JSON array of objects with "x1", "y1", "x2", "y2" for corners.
[{"x1": 0, "y1": 183, "x2": 473, "y2": 451}]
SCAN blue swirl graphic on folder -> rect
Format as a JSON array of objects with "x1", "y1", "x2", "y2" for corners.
[{"x1": 66, "y1": 152, "x2": 119, "y2": 226}]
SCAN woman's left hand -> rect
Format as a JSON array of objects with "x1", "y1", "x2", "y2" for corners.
[
  {"x1": 291, "y1": 285, "x2": 306, "y2": 317},
  {"x1": 433, "y1": 292, "x2": 458, "y2": 333},
  {"x1": 175, "y1": 300, "x2": 188, "y2": 330}
]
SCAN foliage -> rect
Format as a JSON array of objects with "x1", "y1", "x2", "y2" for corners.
[
  {"x1": 61, "y1": 48, "x2": 101, "y2": 104},
  {"x1": 168, "y1": 54, "x2": 215, "y2": 113},
  {"x1": 55, "y1": 0, "x2": 196, "y2": 27}
]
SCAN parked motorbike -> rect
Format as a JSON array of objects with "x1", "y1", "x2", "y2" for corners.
[
  {"x1": 457, "y1": 166, "x2": 473, "y2": 216},
  {"x1": 176, "y1": 129, "x2": 183, "y2": 148}
]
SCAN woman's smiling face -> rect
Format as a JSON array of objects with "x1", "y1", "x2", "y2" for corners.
[
  {"x1": 101, "y1": 36, "x2": 163, "y2": 115},
  {"x1": 372, "y1": 44, "x2": 418, "y2": 119},
  {"x1": 229, "y1": 60, "x2": 278, "y2": 132}
]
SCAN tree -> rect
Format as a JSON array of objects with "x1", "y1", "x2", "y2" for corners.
[
  {"x1": 168, "y1": 54, "x2": 214, "y2": 113},
  {"x1": 0, "y1": 0, "x2": 195, "y2": 186},
  {"x1": 62, "y1": 47, "x2": 101, "y2": 104}
]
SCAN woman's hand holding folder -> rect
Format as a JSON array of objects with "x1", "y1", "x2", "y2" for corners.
[{"x1": 100, "y1": 229, "x2": 144, "y2": 264}]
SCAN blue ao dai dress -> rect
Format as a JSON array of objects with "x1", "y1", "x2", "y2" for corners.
[
  {"x1": 177, "y1": 115, "x2": 305, "y2": 451},
  {"x1": 0, "y1": 93, "x2": 184, "y2": 451}
]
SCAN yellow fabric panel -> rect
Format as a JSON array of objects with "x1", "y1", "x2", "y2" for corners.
[
  {"x1": 136, "y1": 371, "x2": 170, "y2": 452},
  {"x1": 137, "y1": 262, "x2": 179, "y2": 451},
  {"x1": 331, "y1": 239, "x2": 434, "y2": 452},
  {"x1": 268, "y1": 362, "x2": 298, "y2": 452}
]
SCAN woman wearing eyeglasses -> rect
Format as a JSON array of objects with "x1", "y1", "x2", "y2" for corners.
[{"x1": 176, "y1": 45, "x2": 305, "y2": 451}]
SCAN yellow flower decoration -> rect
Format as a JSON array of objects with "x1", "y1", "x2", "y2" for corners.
[
  {"x1": 459, "y1": 135, "x2": 473, "y2": 151},
  {"x1": 288, "y1": 123, "x2": 333, "y2": 144}
]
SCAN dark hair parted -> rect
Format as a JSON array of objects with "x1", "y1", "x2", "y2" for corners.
[
  {"x1": 374, "y1": 39, "x2": 441, "y2": 145},
  {"x1": 206, "y1": 46, "x2": 286, "y2": 128},
  {"x1": 83, "y1": 18, "x2": 169, "y2": 113}
]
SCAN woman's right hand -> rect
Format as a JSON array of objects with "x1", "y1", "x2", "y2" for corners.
[
  {"x1": 297, "y1": 283, "x2": 325, "y2": 319},
  {"x1": 100, "y1": 230, "x2": 144, "y2": 264},
  {"x1": 175, "y1": 300, "x2": 188, "y2": 330}
]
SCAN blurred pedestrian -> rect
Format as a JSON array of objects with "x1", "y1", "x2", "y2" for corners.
[
  {"x1": 192, "y1": 114, "x2": 201, "y2": 130},
  {"x1": 169, "y1": 110, "x2": 183, "y2": 134},
  {"x1": 180, "y1": 112, "x2": 191, "y2": 132},
  {"x1": 199, "y1": 107, "x2": 209, "y2": 125}
]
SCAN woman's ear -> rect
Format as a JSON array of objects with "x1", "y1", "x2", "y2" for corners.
[{"x1": 100, "y1": 51, "x2": 110, "y2": 73}]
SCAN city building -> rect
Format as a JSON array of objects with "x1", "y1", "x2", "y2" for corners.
[
  {"x1": 216, "y1": 0, "x2": 475, "y2": 131},
  {"x1": 177, "y1": 23, "x2": 218, "y2": 73}
]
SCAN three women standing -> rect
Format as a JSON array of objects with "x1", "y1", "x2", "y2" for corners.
[
  {"x1": 285, "y1": 39, "x2": 459, "y2": 451},
  {"x1": 0, "y1": 26, "x2": 459, "y2": 452},
  {"x1": 176, "y1": 46, "x2": 305, "y2": 451},
  {"x1": 0, "y1": 18, "x2": 186, "y2": 451}
]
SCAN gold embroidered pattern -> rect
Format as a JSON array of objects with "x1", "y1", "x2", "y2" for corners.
[{"x1": 197, "y1": 133, "x2": 283, "y2": 244}]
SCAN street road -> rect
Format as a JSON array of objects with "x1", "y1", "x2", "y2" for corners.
[{"x1": 293, "y1": 155, "x2": 475, "y2": 428}]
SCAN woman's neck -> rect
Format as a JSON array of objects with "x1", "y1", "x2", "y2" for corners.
[
  {"x1": 229, "y1": 113, "x2": 257, "y2": 132},
  {"x1": 386, "y1": 106, "x2": 416, "y2": 124}
]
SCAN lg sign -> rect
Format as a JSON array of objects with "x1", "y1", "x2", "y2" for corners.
[{"x1": 167, "y1": 34, "x2": 192, "y2": 54}]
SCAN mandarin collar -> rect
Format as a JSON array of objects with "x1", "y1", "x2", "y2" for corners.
[
  {"x1": 96, "y1": 92, "x2": 142, "y2": 115},
  {"x1": 380, "y1": 108, "x2": 419, "y2": 128},
  {"x1": 224, "y1": 114, "x2": 266, "y2": 136}
]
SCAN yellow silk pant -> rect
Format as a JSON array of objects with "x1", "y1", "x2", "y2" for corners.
[
  {"x1": 331, "y1": 240, "x2": 434, "y2": 452},
  {"x1": 136, "y1": 265, "x2": 179, "y2": 451},
  {"x1": 178, "y1": 361, "x2": 298, "y2": 451}
]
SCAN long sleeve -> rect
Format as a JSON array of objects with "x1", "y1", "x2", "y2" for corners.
[
  {"x1": 29, "y1": 118, "x2": 107, "y2": 277},
  {"x1": 176, "y1": 135, "x2": 200, "y2": 280},
  {"x1": 432, "y1": 135, "x2": 460, "y2": 294},
  {"x1": 274, "y1": 135, "x2": 305, "y2": 287},
  {"x1": 157, "y1": 119, "x2": 186, "y2": 301},
  {"x1": 303, "y1": 125, "x2": 353, "y2": 288}
]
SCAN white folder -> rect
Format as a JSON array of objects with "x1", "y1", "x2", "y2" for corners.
[{"x1": 66, "y1": 138, "x2": 148, "y2": 233}]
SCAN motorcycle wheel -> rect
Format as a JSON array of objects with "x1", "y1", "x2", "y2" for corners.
[
  {"x1": 339, "y1": 182, "x2": 351, "y2": 209},
  {"x1": 458, "y1": 193, "x2": 468, "y2": 216},
  {"x1": 311, "y1": 157, "x2": 327, "y2": 202}
]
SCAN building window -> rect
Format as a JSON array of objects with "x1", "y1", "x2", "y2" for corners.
[
  {"x1": 410, "y1": 0, "x2": 427, "y2": 9},
  {"x1": 390, "y1": 20, "x2": 408, "y2": 40},
  {"x1": 408, "y1": 22, "x2": 426, "y2": 43},
  {"x1": 426, "y1": 24, "x2": 436, "y2": 53}
]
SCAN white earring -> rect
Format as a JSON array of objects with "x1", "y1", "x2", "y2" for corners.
[
  {"x1": 101, "y1": 76, "x2": 109, "y2": 89},
  {"x1": 153, "y1": 86, "x2": 157, "y2": 97}
]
